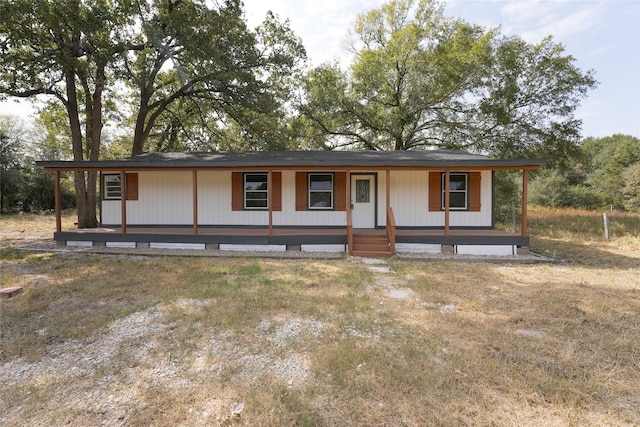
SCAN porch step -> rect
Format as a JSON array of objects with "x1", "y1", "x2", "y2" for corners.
[{"x1": 351, "y1": 232, "x2": 392, "y2": 258}]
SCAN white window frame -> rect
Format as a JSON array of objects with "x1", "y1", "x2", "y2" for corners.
[
  {"x1": 442, "y1": 173, "x2": 468, "y2": 210},
  {"x1": 244, "y1": 173, "x2": 268, "y2": 210},
  {"x1": 308, "y1": 173, "x2": 333, "y2": 210},
  {"x1": 103, "y1": 174, "x2": 122, "y2": 200}
]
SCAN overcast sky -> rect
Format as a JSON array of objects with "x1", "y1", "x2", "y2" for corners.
[
  {"x1": 1, "y1": 0, "x2": 638, "y2": 140},
  {"x1": 241, "y1": 0, "x2": 640, "y2": 139}
]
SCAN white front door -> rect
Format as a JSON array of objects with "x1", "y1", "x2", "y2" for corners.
[{"x1": 351, "y1": 174, "x2": 376, "y2": 228}]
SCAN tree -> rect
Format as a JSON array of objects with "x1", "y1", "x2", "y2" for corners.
[
  {"x1": 125, "y1": 3, "x2": 306, "y2": 155},
  {"x1": 580, "y1": 134, "x2": 640, "y2": 209},
  {"x1": 529, "y1": 134, "x2": 640, "y2": 211},
  {"x1": 469, "y1": 35, "x2": 597, "y2": 167},
  {"x1": 299, "y1": 0, "x2": 597, "y2": 162},
  {"x1": 0, "y1": 0, "x2": 142, "y2": 227},
  {"x1": 622, "y1": 164, "x2": 640, "y2": 212},
  {"x1": 0, "y1": 115, "x2": 26, "y2": 212}
]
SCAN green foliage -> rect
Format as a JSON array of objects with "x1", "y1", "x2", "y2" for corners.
[
  {"x1": 1, "y1": 115, "x2": 27, "y2": 212},
  {"x1": 0, "y1": 114, "x2": 75, "y2": 212},
  {"x1": 127, "y1": 2, "x2": 307, "y2": 154},
  {"x1": 299, "y1": 0, "x2": 596, "y2": 162},
  {"x1": 529, "y1": 134, "x2": 640, "y2": 212},
  {"x1": 622, "y1": 164, "x2": 640, "y2": 211},
  {"x1": 493, "y1": 171, "x2": 520, "y2": 226}
]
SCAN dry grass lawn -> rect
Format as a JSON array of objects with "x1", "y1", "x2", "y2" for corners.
[{"x1": 0, "y1": 210, "x2": 639, "y2": 426}]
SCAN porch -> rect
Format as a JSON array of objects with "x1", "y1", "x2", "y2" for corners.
[{"x1": 53, "y1": 225, "x2": 530, "y2": 256}]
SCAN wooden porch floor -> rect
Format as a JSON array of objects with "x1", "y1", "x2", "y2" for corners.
[{"x1": 59, "y1": 226, "x2": 523, "y2": 238}]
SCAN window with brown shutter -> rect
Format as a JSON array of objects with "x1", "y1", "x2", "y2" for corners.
[
  {"x1": 232, "y1": 171, "x2": 282, "y2": 211},
  {"x1": 102, "y1": 173, "x2": 138, "y2": 201},
  {"x1": 295, "y1": 172, "x2": 347, "y2": 211},
  {"x1": 428, "y1": 171, "x2": 481, "y2": 212}
]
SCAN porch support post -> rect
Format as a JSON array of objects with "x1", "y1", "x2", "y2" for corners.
[
  {"x1": 120, "y1": 170, "x2": 127, "y2": 234},
  {"x1": 346, "y1": 170, "x2": 352, "y2": 255},
  {"x1": 444, "y1": 169, "x2": 450, "y2": 236},
  {"x1": 54, "y1": 170, "x2": 62, "y2": 232},
  {"x1": 521, "y1": 169, "x2": 528, "y2": 236},
  {"x1": 268, "y1": 170, "x2": 273, "y2": 236},
  {"x1": 192, "y1": 170, "x2": 198, "y2": 235},
  {"x1": 386, "y1": 169, "x2": 391, "y2": 212}
]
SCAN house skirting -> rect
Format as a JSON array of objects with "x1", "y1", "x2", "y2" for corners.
[{"x1": 53, "y1": 226, "x2": 530, "y2": 256}]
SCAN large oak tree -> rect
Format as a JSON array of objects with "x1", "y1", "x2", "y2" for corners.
[{"x1": 299, "y1": 0, "x2": 597, "y2": 164}]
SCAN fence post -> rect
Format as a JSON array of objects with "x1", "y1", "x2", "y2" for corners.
[{"x1": 603, "y1": 213, "x2": 610, "y2": 240}]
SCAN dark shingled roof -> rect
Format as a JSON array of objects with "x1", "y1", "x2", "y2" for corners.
[{"x1": 37, "y1": 150, "x2": 546, "y2": 170}]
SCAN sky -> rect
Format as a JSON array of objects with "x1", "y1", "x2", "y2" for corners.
[
  {"x1": 1, "y1": 0, "x2": 638, "y2": 139},
  {"x1": 240, "y1": 0, "x2": 640, "y2": 139}
]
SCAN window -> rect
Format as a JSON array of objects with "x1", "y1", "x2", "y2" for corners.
[
  {"x1": 442, "y1": 173, "x2": 468, "y2": 210},
  {"x1": 308, "y1": 173, "x2": 333, "y2": 209},
  {"x1": 104, "y1": 174, "x2": 122, "y2": 200},
  {"x1": 102, "y1": 173, "x2": 138, "y2": 201},
  {"x1": 244, "y1": 173, "x2": 268, "y2": 209},
  {"x1": 355, "y1": 179, "x2": 370, "y2": 203}
]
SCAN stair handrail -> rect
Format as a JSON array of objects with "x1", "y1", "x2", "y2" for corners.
[{"x1": 386, "y1": 206, "x2": 396, "y2": 255}]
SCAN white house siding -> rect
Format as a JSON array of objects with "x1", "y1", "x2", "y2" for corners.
[
  {"x1": 102, "y1": 171, "x2": 194, "y2": 225},
  {"x1": 272, "y1": 171, "x2": 346, "y2": 227},
  {"x1": 102, "y1": 169, "x2": 491, "y2": 228},
  {"x1": 197, "y1": 171, "x2": 268, "y2": 225},
  {"x1": 390, "y1": 170, "x2": 430, "y2": 226},
  {"x1": 389, "y1": 170, "x2": 493, "y2": 227}
]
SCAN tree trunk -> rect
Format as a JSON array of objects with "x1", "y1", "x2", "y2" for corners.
[
  {"x1": 131, "y1": 88, "x2": 153, "y2": 156},
  {"x1": 65, "y1": 69, "x2": 98, "y2": 228}
]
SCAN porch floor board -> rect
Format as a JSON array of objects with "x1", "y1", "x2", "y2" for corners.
[{"x1": 60, "y1": 226, "x2": 522, "y2": 238}]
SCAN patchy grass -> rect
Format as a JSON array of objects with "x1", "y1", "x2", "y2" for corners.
[
  {"x1": 0, "y1": 210, "x2": 639, "y2": 426},
  {"x1": 525, "y1": 207, "x2": 640, "y2": 267}
]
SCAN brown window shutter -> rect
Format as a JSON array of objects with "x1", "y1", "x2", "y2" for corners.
[
  {"x1": 428, "y1": 172, "x2": 442, "y2": 211},
  {"x1": 295, "y1": 172, "x2": 307, "y2": 211},
  {"x1": 468, "y1": 172, "x2": 481, "y2": 211},
  {"x1": 334, "y1": 172, "x2": 347, "y2": 211},
  {"x1": 126, "y1": 173, "x2": 138, "y2": 200},
  {"x1": 231, "y1": 172, "x2": 243, "y2": 211},
  {"x1": 271, "y1": 172, "x2": 282, "y2": 211}
]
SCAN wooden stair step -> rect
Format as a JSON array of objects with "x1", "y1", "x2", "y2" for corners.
[
  {"x1": 353, "y1": 236, "x2": 389, "y2": 243},
  {"x1": 350, "y1": 230, "x2": 393, "y2": 258},
  {"x1": 353, "y1": 243, "x2": 391, "y2": 252}
]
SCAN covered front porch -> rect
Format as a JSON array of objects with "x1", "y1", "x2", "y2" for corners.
[{"x1": 39, "y1": 150, "x2": 544, "y2": 257}]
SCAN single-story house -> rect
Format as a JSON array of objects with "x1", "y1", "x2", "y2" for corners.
[{"x1": 37, "y1": 150, "x2": 545, "y2": 257}]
